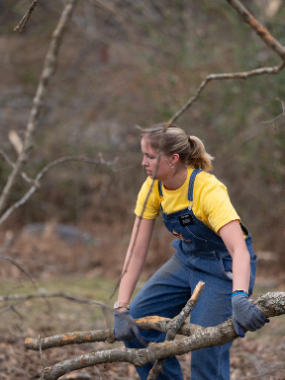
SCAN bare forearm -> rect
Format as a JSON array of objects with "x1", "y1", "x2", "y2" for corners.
[
  {"x1": 118, "y1": 254, "x2": 145, "y2": 304},
  {"x1": 232, "y1": 249, "x2": 250, "y2": 292},
  {"x1": 219, "y1": 220, "x2": 251, "y2": 293},
  {"x1": 116, "y1": 217, "x2": 154, "y2": 310}
]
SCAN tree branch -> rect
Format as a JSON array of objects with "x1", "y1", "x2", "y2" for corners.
[
  {"x1": 0, "y1": 256, "x2": 36, "y2": 288},
  {"x1": 24, "y1": 311, "x2": 200, "y2": 351},
  {"x1": 0, "y1": 155, "x2": 116, "y2": 226},
  {"x1": 14, "y1": 0, "x2": 38, "y2": 32},
  {"x1": 0, "y1": 292, "x2": 114, "y2": 314},
  {"x1": 0, "y1": 148, "x2": 40, "y2": 185},
  {"x1": 36, "y1": 292, "x2": 285, "y2": 380},
  {"x1": 24, "y1": 315, "x2": 200, "y2": 351},
  {"x1": 226, "y1": 0, "x2": 285, "y2": 61},
  {"x1": 0, "y1": 0, "x2": 78, "y2": 217},
  {"x1": 147, "y1": 281, "x2": 205, "y2": 380},
  {"x1": 262, "y1": 98, "x2": 285, "y2": 125},
  {"x1": 169, "y1": 63, "x2": 285, "y2": 125}
]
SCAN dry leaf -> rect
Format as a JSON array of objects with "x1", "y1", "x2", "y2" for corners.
[
  {"x1": 8, "y1": 130, "x2": 23, "y2": 155},
  {"x1": 265, "y1": 0, "x2": 282, "y2": 17}
]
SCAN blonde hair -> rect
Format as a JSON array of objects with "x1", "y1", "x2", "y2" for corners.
[{"x1": 141, "y1": 123, "x2": 214, "y2": 171}]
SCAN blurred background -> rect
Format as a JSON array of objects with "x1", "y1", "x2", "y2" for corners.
[{"x1": 0, "y1": 0, "x2": 284, "y2": 278}]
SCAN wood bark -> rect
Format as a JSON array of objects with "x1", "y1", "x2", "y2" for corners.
[{"x1": 226, "y1": 0, "x2": 285, "y2": 61}]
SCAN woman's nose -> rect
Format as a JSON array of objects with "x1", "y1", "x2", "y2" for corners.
[{"x1": 142, "y1": 156, "x2": 147, "y2": 166}]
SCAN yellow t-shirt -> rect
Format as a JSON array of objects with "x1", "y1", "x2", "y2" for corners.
[{"x1": 134, "y1": 168, "x2": 241, "y2": 235}]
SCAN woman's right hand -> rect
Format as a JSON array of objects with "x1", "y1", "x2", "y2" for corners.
[{"x1": 114, "y1": 310, "x2": 147, "y2": 344}]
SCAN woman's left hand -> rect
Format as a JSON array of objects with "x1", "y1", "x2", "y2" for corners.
[{"x1": 232, "y1": 294, "x2": 270, "y2": 337}]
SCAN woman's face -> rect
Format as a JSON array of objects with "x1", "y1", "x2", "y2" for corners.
[{"x1": 141, "y1": 137, "x2": 171, "y2": 180}]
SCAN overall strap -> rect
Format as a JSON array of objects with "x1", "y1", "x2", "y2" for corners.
[
  {"x1": 158, "y1": 181, "x2": 163, "y2": 197},
  {"x1": 158, "y1": 181, "x2": 164, "y2": 212},
  {"x1": 188, "y1": 169, "x2": 202, "y2": 202}
]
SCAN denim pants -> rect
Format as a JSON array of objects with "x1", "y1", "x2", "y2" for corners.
[{"x1": 125, "y1": 242, "x2": 256, "y2": 380}]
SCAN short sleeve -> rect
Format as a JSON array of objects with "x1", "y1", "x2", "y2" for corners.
[
  {"x1": 201, "y1": 182, "x2": 240, "y2": 234},
  {"x1": 134, "y1": 178, "x2": 160, "y2": 219}
]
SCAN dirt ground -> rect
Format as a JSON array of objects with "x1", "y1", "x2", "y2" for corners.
[{"x1": 0, "y1": 222, "x2": 285, "y2": 380}]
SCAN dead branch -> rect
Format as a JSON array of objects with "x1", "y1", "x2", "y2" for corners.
[
  {"x1": 226, "y1": 0, "x2": 285, "y2": 61},
  {"x1": 0, "y1": 155, "x2": 116, "y2": 226},
  {"x1": 38, "y1": 335, "x2": 47, "y2": 368},
  {"x1": 169, "y1": 63, "x2": 285, "y2": 126},
  {"x1": 0, "y1": 256, "x2": 36, "y2": 287},
  {"x1": 0, "y1": 292, "x2": 114, "y2": 314},
  {"x1": 232, "y1": 352, "x2": 264, "y2": 380},
  {"x1": 14, "y1": 0, "x2": 38, "y2": 32},
  {"x1": 147, "y1": 281, "x2": 204, "y2": 380},
  {"x1": 0, "y1": 291, "x2": 144, "y2": 340},
  {"x1": 24, "y1": 316, "x2": 199, "y2": 351},
  {"x1": 219, "y1": 97, "x2": 285, "y2": 166},
  {"x1": 0, "y1": 148, "x2": 40, "y2": 185},
  {"x1": 35, "y1": 292, "x2": 285, "y2": 380},
  {"x1": 87, "y1": 0, "x2": 135, "y2": 43},
  {"x1": 0, "y1": 149, "x2": 15, "y2": 168},
  {"x1": 262, "y1": 98, "x2": 285, "y2": 125},
  {"x1": 0, "y1": 0, "x2": 78, "y2": 217}
]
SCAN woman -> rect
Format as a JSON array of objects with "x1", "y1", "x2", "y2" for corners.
[{"x1": 114, "y1": 123, "x2": 268, "y2": 380}]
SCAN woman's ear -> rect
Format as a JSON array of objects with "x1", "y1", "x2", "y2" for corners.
[{"x1": 170, "y1": 154, "x2": 180, "y2": 166}]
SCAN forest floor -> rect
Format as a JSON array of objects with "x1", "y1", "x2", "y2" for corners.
[{"x1": 0, "y1": 222, "x2": 285, "y2": 380}]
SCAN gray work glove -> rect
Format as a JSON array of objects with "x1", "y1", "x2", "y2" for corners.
[
  {"x1": 232, "y1": 294, "x2": 269, "y2": 337},
  {"x1": 114, "y1": 310, "x2": 148, "y2": 346}
]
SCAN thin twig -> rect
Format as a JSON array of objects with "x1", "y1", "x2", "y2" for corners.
[
  {"x1": 0, "y1": 256, "x2": 36, "y2": 288},
  {"x1": 169, "y1": 63, "x2": 285, "y2": 126},
  {"x1": 147, "y1": 282, "x2": 205, "y2": 380},
  {"x1": 0, "y1": 292, "x2": 147, "y2": 338},
  {"x1": 232, "y1": 365, "x2": 285, "y2": 380},
  {"x1": 94, "y1": 366, "x2": 103, "y2": 380},
  {"x1": 14, "y1": 0, "x2": 38, "y2": 32},
  {"x1": 38, "y1": 335, "x2": 47, "y2": 368},
  {"x1": 10, "y1": 305, "x2": 24, "y2": 321},
  {"x1": 0, "y1": 149, "x2": 14, "y2": 167},
  {"x1": 262, "y1": 98, "x2": 285, "y2": 124},
  {"x1": 0, "y1": 292, "x2": 112, "y2": 313},
  {"x1": 0, "y1": 148, "x2": 39, "y2": 185},
  {"x1": 0, "y1": 155, "x2": 116, "y2": 226}
]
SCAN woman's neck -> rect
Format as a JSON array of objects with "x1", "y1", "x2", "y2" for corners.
[{"x1": 162, "y1": 167, "x2": 188, "y2": 190}]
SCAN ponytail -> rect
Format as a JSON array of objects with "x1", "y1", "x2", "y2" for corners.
[
  {"x1": 142, "y1": 123, "x2": 214, "y2": 172},
  {"x1": 186, "y1": 136, "x2": 214, "y2": 171}
]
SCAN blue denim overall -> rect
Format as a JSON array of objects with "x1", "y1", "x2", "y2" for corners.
[{"x1": 125, "y1": 169, "x2": 257, "y2": 380}]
